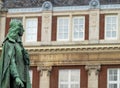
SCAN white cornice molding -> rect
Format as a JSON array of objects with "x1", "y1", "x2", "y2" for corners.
[
  {"x1": 1, "y1": 44, "x2": 119, "y2": 54},
  {"x1": 8, "y1": 4, "x2": 120, "y2": 13}
]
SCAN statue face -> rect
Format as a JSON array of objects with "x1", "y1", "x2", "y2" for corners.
[
  {"x1": 18, "y1": 27, "x2": 24, "y2": 36},
  {"x1": 18, "y1": 29, "x2": 24, "y2": 36}
]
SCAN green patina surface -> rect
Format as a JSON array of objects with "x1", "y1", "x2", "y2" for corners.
[{"x1": 0, "y1": 20, "x2": 31, "y2": 88}]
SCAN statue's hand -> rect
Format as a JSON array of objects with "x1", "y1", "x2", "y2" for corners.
[{"x1": 15, "y1": 77, "x2": 24, "y2": 88}]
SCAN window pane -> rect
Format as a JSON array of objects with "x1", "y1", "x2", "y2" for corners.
[
  {"x1": 60, "y1": 84, "x2": 68, "y2": 88},
  {"x1": 25, "y1": 18, "x2": 38, "y2": 42},
  {"x1": 106, "y1": 17, "x2": 111, "y2": 23},
  {"x1": 71, "y1": 70, "x2": 80, "y2": 82},
  {"x1": 105, "y1": 15, "x2": 117, "y2": 39},
  {"x1": 59, "y1": 70, "x2": 68, "y2": 82},
  {"x1": 109, "y1": 84, "x2": 117, "y2": 88},
  {"x1": 109, "y1": 69, "x2": 117, "y2": 81},
  {"x1": 59, "y1": 69, "x2": 80, "y2": 88},
  {"x1": 64, "y1": 33, "x2": 68, "y2": 39},
  {"x1": 112, "y1": 17, "x2": 116, "y2": 23},
  {"x1": 106, "y1": 31, "x2": 111, "y2": 38},
  {"x1": 74, "y1": 19, "x2": 78, "y2": 24},
  {"x1": 57, "y1": 18, "x2": 69, "y2": 41},
  {"x1": 112, "y1": 24, "x2": 116, "y2": 30},
  {"x1": 73, "y1": 17, "x2": 85, "y2": 40},
  {"x1": 112, "y1": 31, "x2": 116, "y2": 38},
  {"x1": 74, "y1": 33, "x2": 79, "y2": 38},
  {"x1": 29, "y1": 70, "x2": 33, "y2": 85},
  {"x1": 79, "y1": 32, "x2": 84, "y2": 39},
  {"x1": 71, "y1": 84, "x2": 80, "y2": 88},
  {"x1": 106, "y1": 24, "x2": 112, "y2": 30}
]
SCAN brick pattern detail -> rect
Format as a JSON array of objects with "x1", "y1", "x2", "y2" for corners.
[
  {"x1": 85, "y1": 15, "x2": 89, "y2": 40},
  {"x1": 99, "y1": 14, "x2": 105, "y2": 39},
  {"x1": 31, "y1": 66, "x2": 40, "y2": 88},
  {"x1": 50, "y1": 65, "x2": 88, "y2": 88},
  {"x1": 99, "y1": 65, "x2": 120, "y2": 88},
  {"x1": 51, "y1": 16, "x2": 57, "y2": 41},
  {"x1": 37, "y1": 16, "x2": 42, "y2": 41},
  {"x1": 5, "y1": 17, "x2": 11, "y2": 37}
]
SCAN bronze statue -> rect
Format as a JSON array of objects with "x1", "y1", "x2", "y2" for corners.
[{"x1": 0, "y1": 20, "x2": 31, "y2": 88}]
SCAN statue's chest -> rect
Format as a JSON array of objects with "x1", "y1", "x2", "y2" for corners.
[{"x1": 15, "y1": 43, "x2": 23, "y2": 57}]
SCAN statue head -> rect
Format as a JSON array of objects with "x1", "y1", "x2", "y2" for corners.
[{"x1": 7, "y1": 20, "x2": 24, "y2": 40}]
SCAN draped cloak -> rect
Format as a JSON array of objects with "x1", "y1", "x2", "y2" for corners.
[{"x1": 0, "y1": 37, "x2": 31, "y2": 88}]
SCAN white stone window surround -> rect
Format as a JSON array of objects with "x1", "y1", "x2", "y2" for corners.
[
  {"x1": 72, "y1": 16, "x2": 85, "y2": 41},
  {"x1": 57, "y1": 17, "x2": 70, "y2": 41},
  {"x1": 107, "y1": 68, "x2": 120, "y2": 88},
  {"x1": 105, "y1": 15, "x2": 118, "y2": 40},
  {"x1": 25, "y1": 18, "x2": 38, "y2": 42},
  {"x1": 59, "y1": 69, "x2": 80, "y2": 88}
]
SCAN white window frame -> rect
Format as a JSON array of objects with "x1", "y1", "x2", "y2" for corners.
[
  {"x1": 29, "y1": 70, "x2": 33, "y2": 86},
  {"x1": 58, "y1": 69, "x2": 80, "y2": 88},
  {"x1": 107, "y1": 68, "x2": 120, "y2": 88},
  {"x1": 105, "y1": 15, "x2": 118, "y2": 40},
  {"x1": 25, "y1": 18, "x2": 38, "y2": 42},
  {"x1": 72, "y1": 16, "x2": 85, "y2": 41},
  {"x1": 57, "y1": 17, "x2": 70, "y2": 41}
]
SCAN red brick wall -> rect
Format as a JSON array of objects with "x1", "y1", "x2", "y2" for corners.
[
  {"x1": 37, "y1": 16, "x2": 42, "y2": 41},
  {"x1": 99, "y1": 14, "x2": 105, "y2": 39},
  {"x1": 5, "y1": 17, "x2": 11, "y2": 37},
  {"x1": 51, "y1": 16, "x2": 57, "y2": 41},
  {"x1": 50, "y1": 65, "x2": 88, "y2": 88},
  {"x1": 31, "y1": 66, "x2": 40, "y2": 88},
  {"x1": 85, "y1": 15, "x2": 89, "y2": 40},
  {"x1": 99, "y1": 65, "x2": 120, "y2": 88}
]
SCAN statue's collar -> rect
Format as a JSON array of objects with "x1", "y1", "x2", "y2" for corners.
[{"x1": 8, "y1": 37, "x2": 16, "y2": 43}]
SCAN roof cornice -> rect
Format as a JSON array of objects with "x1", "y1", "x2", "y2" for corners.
[{"x1": 7, "y1": 4, "x2": 120, "y2": 13}]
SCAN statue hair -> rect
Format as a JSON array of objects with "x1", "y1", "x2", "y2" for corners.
[{"x1": 7, "y1": 20, "x2": 23, "y2": 39}]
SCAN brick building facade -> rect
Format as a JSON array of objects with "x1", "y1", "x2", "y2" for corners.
[{"x1": 0, "y1": 0, "x2": 120, "y2": 88}]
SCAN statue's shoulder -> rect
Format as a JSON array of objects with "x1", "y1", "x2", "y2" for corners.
[
  {"x1": 8, "y1": 38, "x2": 16, "y2": 44},
  {"x1": 3, "y1": 37, "x2": 16, "y2": 48}
]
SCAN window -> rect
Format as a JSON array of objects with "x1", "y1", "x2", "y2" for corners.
[
  {"x1": 72, "y1": 16, "x2": 85, "y2": 41},
  {"x1": 108, "y1": 69, "x2": 120, "y2": 88},
  {"x1": 57, "y1": 17, "x2": 69, "y2": 41},
  {"x1": 25, "y1": 18, "x2": 38, "y2": 42},
  {"x1": 59, "y1": 69, "x2": 80, "y2": 88},
  {"x1": 29, "y1": 70, "x2": 33, "y2": 86},
  {"x1": 11, "y1": 18, "x2": 22, "y2": 23},
  {"x1": 105, "y1": 15, "x2": 118, "y2": 40}
]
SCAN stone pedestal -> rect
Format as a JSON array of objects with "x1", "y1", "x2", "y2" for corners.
[{"x1": 85, "y1": 65, "x2": 101, "y2": 88}]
